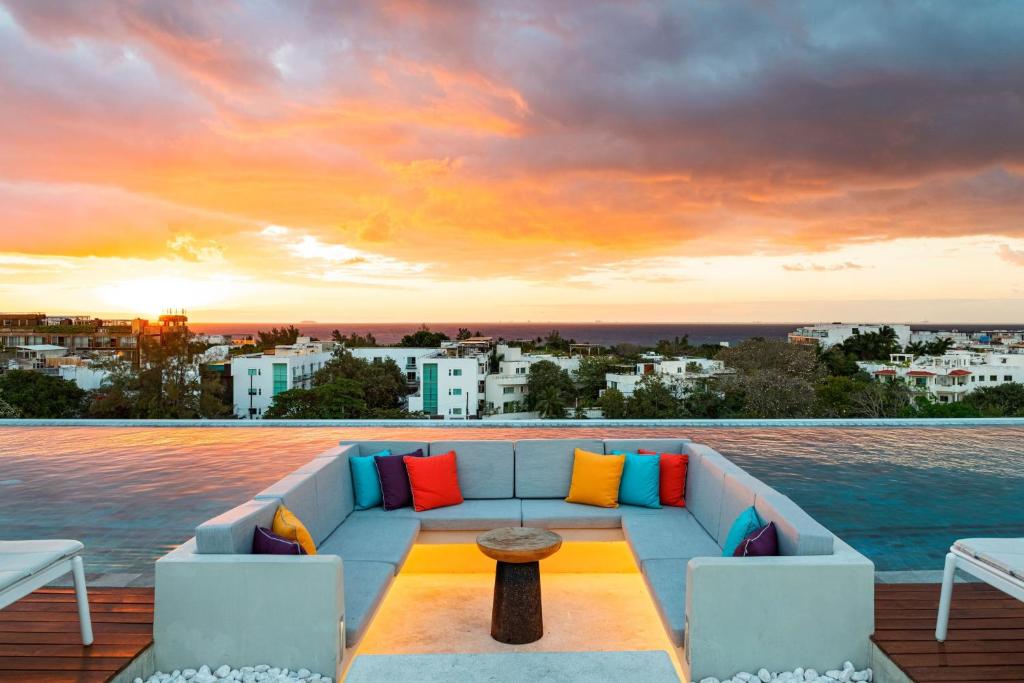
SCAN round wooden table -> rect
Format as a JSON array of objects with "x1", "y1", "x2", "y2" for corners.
[{"x1": 476, "y1": 527, "x2": 562, "y2": 644}]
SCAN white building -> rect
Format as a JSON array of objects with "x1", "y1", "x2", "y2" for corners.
[
  {"x1": 605, "y1": 355, "x2": 729, "y2": 398},
  {"x1": 860, "y1": 349, "x2": 1024, "y2": 403},
  {"x1": 11, "y1": 344, "x2": 67, "y2": 370},
  {"x1": 483, "y1": 344, "x2": 580, "y2": 416},
  {"x1": 788, "y1": 323, "x2": 911, "y2": 349},
  {"x1": 57, "y1": 364, "x2": 111, "y2": 391},
  {"x1": 348, "y1": 347, "x2": 440, "y2": 387},
  {"x1": 231, "y1": 339, "x2": 336, "y2": 418},
  {"x1": 407, "y1": 354, "x2": 487, "y2": 419}
]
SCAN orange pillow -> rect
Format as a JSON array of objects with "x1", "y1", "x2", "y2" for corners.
[
  {"x1": 638, "y1": 450, "x2": 689, "y2": 507},
  {"x1": 565, "y1": 448, "x2": 625, "y2": 508},
  {"x1": 272, "y1": 504, "x2": 317, "y2": 555},
  {"x1": 405, "y1": 451, "x2": 464, "y2": 511}
]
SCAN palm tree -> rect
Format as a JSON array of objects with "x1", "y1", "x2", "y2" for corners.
[
  {"x1": 905, "y1": 341, "x2": 927, "y2": 356},
  {"x1": 533, "y1": 385, "x2": 567, "y2": 419}
]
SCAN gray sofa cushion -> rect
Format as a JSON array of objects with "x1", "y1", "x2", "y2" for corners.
[
  {"x1": 716, "y1": 472, "x2": 766, "y2": 546},
  {"x1": 641, "y1": 558, "x2": 688, "y2": 646},
  {"x1": 602, "y1": 438, "x2": 690, "y2": 455},
  {"x1": 343, "y1": 560, "x2": 394, "y2": 646},
  {"x1": 521, "y1": 499, "x2": 622, "y2": 528},
  {"x1": 755, "y1": 492, "x2": 834, "y2": 556},
  {"x1": 319, "y1": 516, "x2": 420, "y2": 572},
  {"x1": 622, "y1": 512, "x2": 720, "y2": 565},
  {"x1": 195, "y1": 499, "x2": 278, "y2": 554},
  {"x1": 429, "y1": 440, "x2": 514, "y2": 499},
  {"x1": 354, "y1": 500, "x2": 522, "y2": 531},
  {"x1": 515, "y1": 439, "x2": 604, "y2": 498},
  {"x1": 683, "y1": 443, "x2": 752, "y2": 542},
  {"x1": 254, "y1": 472, "x2": 326, "y2": 545},
  {"x1": 340, "y1": 441, "x2": 428, "y2": 457},
  {"x1": 295, "y1": 454, "x2": 353, "y2": 540}
]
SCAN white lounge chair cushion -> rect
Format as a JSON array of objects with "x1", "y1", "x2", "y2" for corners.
[
  {"x1": 954, "y1": 538, "x2": 1024, "y2": 579},
  {"x1": 0, "y1": 540, "x2": 83, "y2": 589}
]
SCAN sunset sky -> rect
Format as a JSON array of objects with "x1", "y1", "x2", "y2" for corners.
[{"x1": 1, "y1": 1, "x2": 1023, "y2": 322}]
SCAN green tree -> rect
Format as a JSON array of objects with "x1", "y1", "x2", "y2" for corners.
[
  {"x1": 257, "y1": 325, "x2": 301, "y2": 350},
  {"x1": 655, "y1": 336, "x2": 691, "y2": 357},
  {"x1": 963, "y1": 383, "x2": 1024, "y2": 416},
  {"x1": 84, "y1": 357, "x2": 140, "y2": 418},
  {"x1": 526, "y1": 360, "x2": 576, "y2": 412},
  {"x1": 815, "y1": 376, "x2": 871, "y2": 417},
  {"x1": 0, "y1": 389, "x2": 23, "y2": 417},
  {"x1": 681, "y1": 383, "x2": 741, "y2": 419},
  {"x1": 542, "y1": 330, "x2": 572, "y2": 353},
  {"x1": 0, "y1": 370, "x2": 85, "y2": 418},
  {"x1": 573, "y1": 356, "x2": 618, "y2": 402},
  {"x1": 331, "y1": 330, "x2": 378, "y2": 347},
  {"x1": 399, "y1": 325, "x2": 450, "y2": 347},
  {"x1": 838, "y1": 325, "x2": 901, "y2": 361},
  {"x1": 819, "y1": 346, "x2": 861, "y2": 377},
  {"x1": 597, "y1": 387, "x2": 628, "y2": 418},
  {"x1": 908, "y1": 395, "x2": 981, "y2": 418},
  {"x1": 717, "y1": 338, "x2": 822, "y2": 381},
  {"x1": 626, "y1": 374, "x2": 684, "y2": 418},
  {"x1": 723, "y1": 371, "x2": 816, "y2": 419},
  {"x1": 264, "y1": 379, "x2": 367, "y2": 419},
  {"x1": 533, "y1": 384, "x2": 568, "y2": 419},
  {"x1": 315, "y1": 349, "x2": 412, "y2": 412}
]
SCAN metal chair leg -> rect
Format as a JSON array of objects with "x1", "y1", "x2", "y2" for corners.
[
  {"x1": 71, "y1": 556, "x2": 94, "y2": 646},
  {"x1": 935, "y1": 551, "x2": 957, "y2": 642}
]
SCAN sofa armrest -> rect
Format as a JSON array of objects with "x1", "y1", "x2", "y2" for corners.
[
  {"x1": 684, "y1": 543, "x2": 874, "y2": 682},
  {"x1": 155, "y1": 540, "x2": 345, "y2": 680}
]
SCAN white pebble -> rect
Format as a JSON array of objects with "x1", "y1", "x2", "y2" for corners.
[
  {"x1": 758, "y1": 670, "x2": 771, "y2": 683},
  {"x1": 699, "y1": 679, "x2": 720, "y2": 683},
  {"x1": 804, "y1": 671, "x2": 817, "y2": 682}
]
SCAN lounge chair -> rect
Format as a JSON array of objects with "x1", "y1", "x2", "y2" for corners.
[
  {"x1": 935, "y1": 537, "x2": 1024, "y2": 641},
  {"x1": 0, "y1": 540, "x2": 94, "y2": 645}
]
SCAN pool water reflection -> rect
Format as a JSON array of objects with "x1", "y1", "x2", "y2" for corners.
[{"x1": 1, "y1": 426, "x2": 1022, "y2": 581}]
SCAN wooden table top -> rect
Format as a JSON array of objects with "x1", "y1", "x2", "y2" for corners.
[{"x1": 476, "y1": 527, "x2": 562, "y2": 563}]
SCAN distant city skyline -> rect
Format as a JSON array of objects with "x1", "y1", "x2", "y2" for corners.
[{"x1": 1, "y1": 2, "x2": 1023, "y2": 321}]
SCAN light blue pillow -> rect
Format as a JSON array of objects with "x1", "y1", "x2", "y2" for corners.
[
  {"x1": 722, "y1": 506, "x2": 763, "y2": 556},
  {"x1": 611, "y1": 451, "x2": 661, "y2": 509},
  {"x1": 351, "y1": 449, "x2": 390, "y2": 510}
]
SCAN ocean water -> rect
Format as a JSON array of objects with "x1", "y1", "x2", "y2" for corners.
[
  {"x1": 187, "y1": 322, "x2": 1024, "y2": 348},
  {"x1": 2, "y1": 425, "x2": 1022, "y2": 583}
]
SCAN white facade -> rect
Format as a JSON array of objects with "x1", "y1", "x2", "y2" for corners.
[
  {"x1": 57, "y1": 364, "x2": 111, "y2": 391},
  {"x1": 788, "y1": 323, "x2": 912, "y2": 349},
  {"x1": 860, "y1": 350, "x2": 1024, "y2": 403},
  {"x1": 348, "y1": 347, "x2": 439, "y2": 387},
  {"x1": 407, "y1": 355, "x2": 485, "y2": 419},
  {"x1": 604, "y1": 356, "x2": 729, "y2": 398},
  {"x1": 231, "y1": 340, "x2": 336, "y2": 418},
  {"x1": 483, "y1": 344, "x2": 581, "y2": 416}
]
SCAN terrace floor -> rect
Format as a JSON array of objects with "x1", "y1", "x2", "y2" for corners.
[
  {"x1": 872, "y1": 582, "x2": 1024, "y2": 682},
  {"x1": 0, "y1": 586, "x2": 153, "y2": 682}
]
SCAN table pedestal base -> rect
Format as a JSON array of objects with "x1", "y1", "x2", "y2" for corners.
[{"x1": 490, "y1": 560, "x2": 543, "y2": 644}]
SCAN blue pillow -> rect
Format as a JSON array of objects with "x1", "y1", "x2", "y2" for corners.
[
  {"x1": 351, "y1": 449, "x2": 390, "y2": 510},
  {"x1": 611, "y1": 451, "x2": 661, "y2": 509},
  {"x1": 722, "y1": 506, "x2": 763, "y2": 556}
]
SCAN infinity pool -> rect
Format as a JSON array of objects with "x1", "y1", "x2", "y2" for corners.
[{"x1": 2, "y1": 425, "x2": 1022, "y2": 582}]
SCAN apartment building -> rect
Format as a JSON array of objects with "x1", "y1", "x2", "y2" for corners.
[
  {"x1": 604, "y1": 353, "x2": 730, "y2": 398},
  {"x1": 406, "y1": 354, "x2": 487, "y2": 419},
  {"x1": 860, "y1": 350, "x2": 1024, "y2": 403},
  {"x1": 483, "y1": 344, "x2": 580, "y2": 415},
  {"x1": 788, "y1": 323, "x2": 912, "y2": 349},
  {"x1": 348, "y1": 347, "x2": 440, "y2": 387},
  {"x1": 231, "y1": 339, "x2": 336, "y2": 418}
]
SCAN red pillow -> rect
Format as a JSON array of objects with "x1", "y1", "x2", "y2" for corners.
[
  {"x1": 404, "y1": 451, "x2": 464, "y2": 512},
  {"x1": 638, "y1": 450, "x2": 689, "y2": 508}
]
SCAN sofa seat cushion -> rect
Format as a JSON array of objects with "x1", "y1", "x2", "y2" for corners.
[
  {"x1": 354, "y1": 500, "x2": 523, "y2": 531},
  {"x1": 343, "y1": 560, "x2": 394, "y2": 646},
  {"x1": 622, "y1": 512, "x2": 720, "y2": 565},
  {"x1": 318, "y1": 517, "x2": 420, "y2": 573},
  {"x1": 521, "y1": 499, "x2": 623, "y2": 528},
  {"x1": 640, "y1": 558, "x2": 688, "y2": 646},
  {"x1": 0, "y1": 540, "x2": 83, "y2": 588}
]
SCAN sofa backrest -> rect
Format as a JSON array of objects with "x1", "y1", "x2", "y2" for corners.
[
  {"x1": 340, "y1": 440, "x2": 429, "y2": 458},
  {"x1": 683, "y1": 442, "x2": 834, "y2": 556},
  {"x1": 602, "y1": 438, "x2": 690, "y2": 455},
  {"x1": 514, "y1": 438, "x2": 604, "y2": 498},
  {"x1": 294, "y1": 447, "x2": 355, "y2": 538},
  {"x1": 195, "y1": 498, "x2": 278, "y2": 554},
  {"x1": 428, "y1": 440, "x2": 514, "y2": 499}
]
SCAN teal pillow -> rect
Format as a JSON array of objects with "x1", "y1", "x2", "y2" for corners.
[
  {"x1": 611, "y1": 451, "x2": 661, "y2": 509},
  {"x1": 351, "y1": 449, "x2": 390, "y2": 510},
  {"x1": 722, "y1": 506, "x2": 763, "y2": 556}
]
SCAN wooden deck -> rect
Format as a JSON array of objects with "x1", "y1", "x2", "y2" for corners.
[
  {"x1": 873, "y1": 583, "x2": 1024, "y2": 682},
  {"x1": 0, "y1": 586, "x2": 153, "y2": 682}
]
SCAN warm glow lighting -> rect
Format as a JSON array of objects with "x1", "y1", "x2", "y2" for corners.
[{"x1": 96, "y1": 276, "x2": 234, "y2": 318}]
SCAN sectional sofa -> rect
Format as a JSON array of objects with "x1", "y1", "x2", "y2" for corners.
[{"x1": 154, "y1": 438, "x2": 874, "y2": 682}]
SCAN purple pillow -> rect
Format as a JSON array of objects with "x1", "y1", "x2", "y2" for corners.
[
  {"x1": 374, "y1": 449, "x2": 424, "y2": 510},
  {"x1": 733, "y1": 521, "x2": 779, "y2": 557},
  {"x1": 252, "y1": 526, "x2": 306, "y2": 555}
]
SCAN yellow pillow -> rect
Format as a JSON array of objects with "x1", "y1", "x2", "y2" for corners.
[
  {"x1": 565, "y1": 448, "x2": 625, "y2": 508},
  {"x1": 272, "y1": 504, "x2": 317, "y2": 555}
]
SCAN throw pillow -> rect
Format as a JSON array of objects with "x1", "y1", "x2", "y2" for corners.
[
  {"x1": 721, "y1": 506, "x2": 763, "y2": 557},
  {"x1": 374, "y1": 449, "x2": 424, "y2": 510},
  {"x1": 272, "y1": 504, "x2": 317, "y2": 555},
  {"x1": 638, "y1": 449, "x2": 689, "y2": 507},
  {"x1": 565, "y1": 448, "x2": 626, "y2": 508},
  {"x1": 405, "y1": 450, "x2": 464, "y2": 511},
  {"x1": 733, "y1": 521, "x2": 779, "y2": 557},
  {"x1": 611, "y1": 451, "x2": 661, "y2": 508},
  {"x1": 351, "y1": 449, "x2": 391, "y2": 510},
  {"x1": 252, "y1": 526, "x2": 306, "y2": 555}
]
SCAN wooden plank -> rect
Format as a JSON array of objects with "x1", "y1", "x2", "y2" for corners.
[
  {"x1": 0, "y1": 656, "x2": 126, "y2": 671},
  {"x1": 0, "y1": 621, "x2": 153, "y2": 634},
  {"x1": 3, "y1": 602, "x2": 153, "y2": 614},
  {"x1": 0, "y1": 644, "x2": 147, "y2": 658},
  {"x1": 0, "y1": 673, "x2": 112, "y2": 682},
  {"x1": 875, "y1": 628, "x2": 1024, "y2": 641},
  {"x1": 904, "y1": 665, "x2": 1024, "y2": 681},
  {"x1": 892, "y1": 652, "x2": 1024, "y2": 667},
  {"x1": 879, "y1": 640, "x2": 1024, "y2": 655},
  {"x1": 0, "y1": 632, "x2": 151, "y2": 646},
  {"x1": 0, "y1": 611, "x2": 154, "y2": 624},
  {"x1": 875, "y1": 618, "x2": 1024, "y2": 630}
]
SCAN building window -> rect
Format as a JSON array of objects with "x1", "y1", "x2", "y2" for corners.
[
  {"x1": 272, "y1": 363, "x2": 288, "y2": 395},
  {"x1": 452, "y1": 407, "x2": 462, "y2": 415},
  {"x1": 503, "y1": 386, "x2": 515, "y2": 395},
  {"x1": 1005, "y1": 375, "x2": 1012, "y2": 382},
  {"x1": 990, "y1": 375, "x2": 997, "y2": 381},
  {"x1": 450, "y1": 388, "x2": 462, "y2": 396},
  {"x1": 450, "y1": 368, "x2": 463, "y2": 376},
  {"x1": 515, "y1": 367, "x2": 526, "y2": 375}
]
